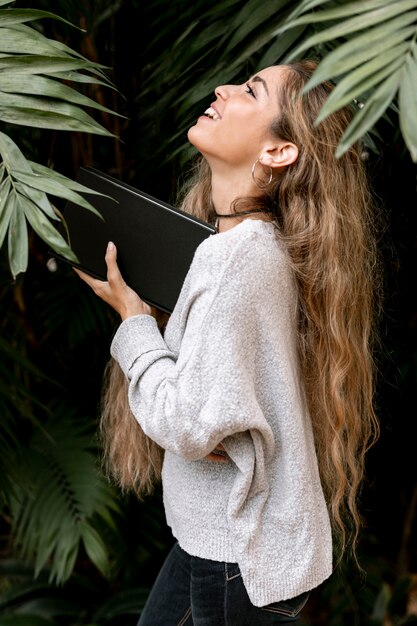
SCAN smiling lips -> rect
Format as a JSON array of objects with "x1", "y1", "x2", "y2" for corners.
[{"x1": 204, "y1": 105, "x2": 221, "y2": 120}]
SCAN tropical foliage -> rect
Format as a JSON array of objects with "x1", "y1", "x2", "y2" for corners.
[
  {"x1": 0, "y1": 0, "x2": 118, "y2": 278},
  {"x1": 0, "y1": 1, "x2": 416, "y2": 625},
  {"x1": 0, "y1": 0, "x2": 124, "y2": 588}
]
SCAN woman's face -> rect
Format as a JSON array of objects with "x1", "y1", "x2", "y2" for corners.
[{"x1": 187, "y1": 65, "x2": 285, "y2": 169}]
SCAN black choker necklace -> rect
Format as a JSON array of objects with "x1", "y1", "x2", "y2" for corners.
[
  {"x1": 214, "y1": 208, "x2": 269, "y2": 219},
  {"x1": 214, "y1": 208, "x2": 271, "y2": 231}
]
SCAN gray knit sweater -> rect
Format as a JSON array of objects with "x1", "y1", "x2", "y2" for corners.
[{"x1": 111, "y1": 218, "x2": 332, "y2": 607}]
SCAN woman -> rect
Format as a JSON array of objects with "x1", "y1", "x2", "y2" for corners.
[{"x1": 75, "y1": 60, "x2": 380, "y2": 624}]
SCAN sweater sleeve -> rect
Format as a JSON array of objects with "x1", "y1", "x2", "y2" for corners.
[{"x1": 110, "y1": 233, "x2": 289, "y2": 461}]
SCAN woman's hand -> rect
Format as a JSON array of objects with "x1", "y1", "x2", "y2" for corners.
[{"x1": 73, "y1": 241, "x2": 152, "y2": 320}]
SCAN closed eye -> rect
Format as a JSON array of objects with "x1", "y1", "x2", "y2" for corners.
[{"x1": 245, "y1": 82, "x2": 256, "y2": 98}]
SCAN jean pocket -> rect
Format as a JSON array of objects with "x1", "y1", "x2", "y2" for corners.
[{"x1": 261, "y1": 591, "x2": 310, "y2": 617}]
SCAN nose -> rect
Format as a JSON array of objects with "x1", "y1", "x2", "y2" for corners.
[
  {"x1": 214, "y1": 84, "x2": 227, "y2": 100},
  {"x1": 214, "y1": 83, "x2": 238, "y2": 100}
]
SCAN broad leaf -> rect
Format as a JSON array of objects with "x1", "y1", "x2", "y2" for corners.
[
  {"x1": 18, "y1": 194, "x2": 78, "y2": 263},
  {"x1": 399, "y1": 42, "x2": 417, "y2": 160},
  {"x1": 224, "y1": 0, "x2": 292, "y2": 54},
  {"x1": 287, "y1": 4, "x2": 417, "y2": 60},
  {"x1": 0, "y1": 177, "x2": 12, "y2": 247},
  {"x1": 28, "y1": 161, "x2": 110, "y2": 196},
  {"x1": 315, "y1": 49, "x2": 407, "y2": 123},
  {"x1": 14, "y1": 181, "x2": 59, "y2": 221},
  {"x1": 12, "y1": 170, "x2": 104, "y2": 216},
  {"x1": 10, "y1": 416, "x2": 119, "y2": 584},
  {"x1": 7, "y1": 192, "x2": 28, "y2": 278},
  {"x1": 0, "y1": 74, "x2": 121, "y2": 116},
  {"x1": 286, "y1": 0, "x2": 408, "y2": 25},
  {"x1": 257, "y1": 25, "x2": 307, "y2": 69},
  {"x1": 0, "y1": 25, "x2": 73, "y2": 57},
  {"x1": 0, "y1": 54, "x2": 106, "y2": 74},
  {"x1": 50, "y1": 69, "x2": 117, "y2": 89},
  {"x1": 285, "y1": 0, "x2": 334, "y2": 20},
  {"x1": 0, "y1": 8, "x2": 78, "y2": 28},
  {"x1": 0, "y1": 131, "x2": 33, "y2": 173},
  {"x1": 2, "y1": 22, "x2": 97, "y2": 64},
  {"x1": 0, "y1": 106, "x2": 113, "y2": 136},
  {"x1": 304, "y1": 21, "x2": 417, "y2": 90},
  {"x1": 81, "y1": 524, "x2": 111, "y2": 577},
  {"x1": 336, "y1": 72, "x2": 401, "y2": 158},
  {"x1": 0, "y1": 92, "x2": 114, "y2": 136}
]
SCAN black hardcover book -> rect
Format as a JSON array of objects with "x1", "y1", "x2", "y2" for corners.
[{"x1": 55, "y1": 167, "x2": 216, "y2": 313}]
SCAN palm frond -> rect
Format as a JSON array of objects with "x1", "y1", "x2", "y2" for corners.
[
  {"x1": 0, "y1": 332, "x2": 58, "y2": 502},
  {"x1": 0, "y1": 4, "x2": 119, "y2": 277},
  {"x1": 10, "y1": 412, "x2": 120, "y2": 584},
  {"x1": 0, "y1": 132, "x2": 111, "y2": 277},
  {"x1": 282, "y1": 0, "x2": 417, "y2": 160}
]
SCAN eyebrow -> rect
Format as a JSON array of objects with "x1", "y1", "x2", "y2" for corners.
[{"x1": 251, "y1": 75, "x2": 269, "y2": 96}]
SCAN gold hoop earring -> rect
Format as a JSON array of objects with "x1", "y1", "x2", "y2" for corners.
[{"x1": 251, "y1": 158, "x2": 273, "y2": 190}]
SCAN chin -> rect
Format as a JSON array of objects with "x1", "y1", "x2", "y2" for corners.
[
  {"x1": 188, "y1": 127, "x2": 215, "y2": 162},
  {"x1": 187, "y1": 124, "x2": 199, "y2": 147}
]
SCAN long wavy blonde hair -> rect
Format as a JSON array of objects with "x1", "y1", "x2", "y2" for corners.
[{"x1": 100, "y1": 60, "x2": 381, "y2": 560}]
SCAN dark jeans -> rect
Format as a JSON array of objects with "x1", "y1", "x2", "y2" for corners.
[{"x1": 137, "y1": 543, "x2": 309, "y2": 625}]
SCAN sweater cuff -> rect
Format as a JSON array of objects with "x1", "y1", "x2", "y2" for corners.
[{"x1": 110, "y1": 314, "x2": 167, "y2": 375}]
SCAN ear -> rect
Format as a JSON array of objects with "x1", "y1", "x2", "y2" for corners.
[{"x1": 260, "y1": 141, "x2": 299, "y2": 170}]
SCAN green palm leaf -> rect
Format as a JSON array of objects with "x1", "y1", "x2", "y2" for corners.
[
  {"x1": 287, "y1": 0, "x2": 417, "y2": 58},
  {"x1": 0, "y1": 24, "x2": 75, "y2": 57},
  {"x1": 0, "y1": 91, "x2": 114, "y2": 135},
  {"x1": 0, "y1": 4, "x2": 118, "y2": 277},
  {"x1": 0, "y1": 54, "x2": 108, "y2": 76},
  {"x1": 399, "y1": 41, "x2": 417, "y2": 161},
  {"x1": 285, "y1": 0, "x2": 408, "y2": 28},
  {"x1": 315, "y1": 49, "x2": 406, "y2": 123},
  {"x1": 18, "y1": 193, "x2": 78, "y2": 264},
  {"x1": 302, "y1": 19, "x2": 417, "y2": 90},
  {"x1": 12, "y1": 171, "x2": 104, "y2": 215},
  {"x1": 0, "y1": 8, "x2": 78, "y2": 28},
  {"x1": 0, "y1": 74, "x2": 121, "y2": 117},
  {"x1": 0, "y1": 132, "x2": 111, "y2": 277},
  {"x1": 0, "y1": 177, "x2": 12, "y2": 247},
  {"x1": 7, "y1": 192, "x2": 27, "y2": 278},
  {"x1": 336, "y1": 71, "x2": 402, "y2": 157},
  {"x1": 222, "y1": 0, "x2": 293, "y2": 54},
  {"x1": 10, "y1": 413, "x2": 120, "y2": 584},
  {"x1": 280, "y1": 0, "x2": 417, "y2": 160}
]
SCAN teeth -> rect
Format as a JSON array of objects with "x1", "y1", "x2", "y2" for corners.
[{"x1": 204, "y1": 106, "x2": 220, "y2": 120}]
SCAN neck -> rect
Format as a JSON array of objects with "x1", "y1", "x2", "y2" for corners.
[
  {"x1": 210, "y1": 168, "x2": 267, "y2": 232},
  {"x1": 211, "y1": 169, "x2": 257, "y2": 214}
]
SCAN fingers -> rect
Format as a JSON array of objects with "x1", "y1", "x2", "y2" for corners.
[
  {"x1": 72, "y1": 242, "x2": 151, "y2": 318},
  {"x1": 73, "y1": 241, "x2": 120, "y2": 284},
  {"x1": 105, "y1": 241, "x2": 125, "y2": 286},
  {"x1": 73, "y1": 266, "x2": 99, "y2": 289},
  {"x1": 72, "y1": 241, "x2": 123, "y2": 295}
]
